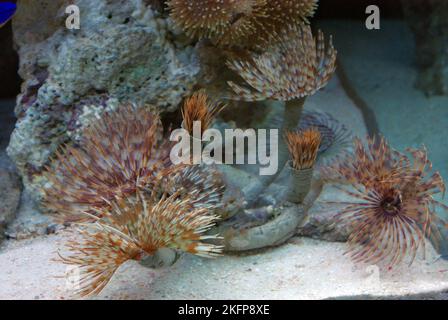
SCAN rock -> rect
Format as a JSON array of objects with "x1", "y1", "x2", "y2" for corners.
[
  {"x1": 297, "y1": 184, "x2": 352, "y2": 242},
  {"x1": 7, "y1": 0, "x2": 200, "y2": 201},
  {"x1": 402, "y1": 0, "x2": 448, "y2": 96},
  {"x1": 0, "y1": 168, "x2": 21, "y2": 242},
  {"x1": 5, "y1": 189, "x2": 56, "y2": 240}
]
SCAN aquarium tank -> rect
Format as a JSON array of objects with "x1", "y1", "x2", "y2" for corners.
[{"x1": 0, "y1": 0, "x2": 447, "y2": 302}]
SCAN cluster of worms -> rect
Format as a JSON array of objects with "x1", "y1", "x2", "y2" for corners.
[
  {"x1": 39, "y1": 0, "x2": 448, "y2": 299},
  {"x1": 44, "y1": 103, "x2": 225, "y2": 297}
]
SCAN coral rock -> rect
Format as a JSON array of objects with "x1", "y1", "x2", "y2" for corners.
[
  {"x1": 8, "y1": 0, "x2": 201, "y2": 201},
  {"x1": 0, "y1": 168, "x2": 22, "y2": 242}
]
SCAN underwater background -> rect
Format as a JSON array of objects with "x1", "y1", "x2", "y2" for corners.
[{"x1": 0, "y1": 0, "x2": 448, "y2": 299}]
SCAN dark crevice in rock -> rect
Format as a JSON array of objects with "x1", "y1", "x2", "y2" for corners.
[{"x1": 0, "y1": 23, "x2": 21, "y2": 99}]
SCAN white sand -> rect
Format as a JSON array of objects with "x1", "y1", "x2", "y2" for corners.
[{"x1": 1, "y1": 231, "x2": 448, "y2": 300}]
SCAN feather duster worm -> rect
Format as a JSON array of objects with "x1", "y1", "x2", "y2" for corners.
[
  {"x1": 227, "y1": 24, "x2": 336, "y2": 102},
  {"x1": 180, "y1": 91, "x2": 225, "y2": 165},
  {"x1": 159, "y1": 164, "x2": 224, "y2": 210},
  {"x1": 227, "y1": 24, "x2": 336, "y2": 138},
  {"x1": 227, "y1": 24, "x2": 336, "y2": 205},
  {"x1": 325, "y1": 136, "x2": 447, "y2": 268},
  {"x1": 181, "y1": 91, "x2": 225, "y2": 135},
  {"x1": 228, "y1": 0, "x2": 319, "y2": 46},
  {"x1": 167, "y1": 0, "x2": 267, "y2": 43},
  {"x1": 298, "y1": 111, "x2": 352, "y2": 166},
  {"x1": 59, "y1": 191, "x2": 222, "y2": 297},
  {"x1": 43, "y1": 104, "x2": 224, "y2": 222},
  {"x1": 285, "y1": 128, "x2": 321, "y2": 203},
  {"x1": 285, "y1": 128, "x2": 321, "y2": 171},
  {"x1": 167, "y1": 0, "x2": 318, "y2": 46}
]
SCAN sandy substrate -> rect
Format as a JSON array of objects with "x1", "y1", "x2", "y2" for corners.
[{"x1": 1, "y1": 231, "x2": 448, "y2": 300}]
